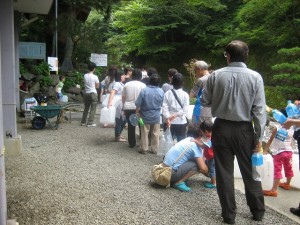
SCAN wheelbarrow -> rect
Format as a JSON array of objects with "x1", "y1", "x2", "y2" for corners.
[{"x1": 30, "y1": 105, "x2": 62, "y2": 129}]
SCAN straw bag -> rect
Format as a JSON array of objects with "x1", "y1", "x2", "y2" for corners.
[
  {"x1": 151, "y1": 143, "x2": 192, "y2": 188},
  {"x1": 151, "y1": 164, "x2": 172, "y2": 188}
]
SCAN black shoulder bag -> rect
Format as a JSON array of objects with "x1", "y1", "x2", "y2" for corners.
[{"x1": 171, "y1": 89, "x2": 189, "y2": 125}]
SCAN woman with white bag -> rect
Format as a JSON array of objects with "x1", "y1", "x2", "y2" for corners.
[{"x1": 108, "y1": 70, "x2": 127, "y2": 142}]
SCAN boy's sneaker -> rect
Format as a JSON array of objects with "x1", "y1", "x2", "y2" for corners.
[
  {"x1": 263, "y1": 190, "x2": 278, "y2": 197},
  {"x1": 81, "y1": 123, "x2": 86, "y2": 126},
  {"x1": 279, "y1": 182, "x2": 291, "y2": 190},
  {"x1": 174, "y1": 182, "x2": 191, "y2": 192},
  {"x1": 87, "y1": 123, "x2": 96, "y2": 127},
  {"x1": 204, "y1": 182, "x2": 216, "y2": 188}
]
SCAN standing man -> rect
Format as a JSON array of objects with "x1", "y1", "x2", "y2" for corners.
[
  {"x1": 135, "y1": 74, "x2": 164, "y2": 154},
  {"x1": 201, "y1": 40, "x2": 266, "y2": 224},
  {"x1": 189, "y1": 61, "x2": 212, "y2": 124},
  {"x1": 81, "y1": 62, "x2": 99, "y2": 127},
  {"x1": 123, "y1": 69, "x2": 146, "y2": 148}
]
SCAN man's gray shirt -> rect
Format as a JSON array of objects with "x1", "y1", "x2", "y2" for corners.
[{"x1": 201, "y1": 62, "x2": 266, "y2": 142}]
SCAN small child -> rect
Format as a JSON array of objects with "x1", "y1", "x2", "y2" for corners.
[
  {"x1": 194, "y1": 120, "x2": 216, "y2": 188},
  {"x1": 56, "y1": 75, "x2": 65, "y2": 100},
  {"x1": 263, "y1": 125, "x2": 294, "y2": 197}
]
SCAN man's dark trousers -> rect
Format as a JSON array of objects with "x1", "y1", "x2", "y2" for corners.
[{"x1": 212, "y1": 118, "x2": 265, "y2": 222}]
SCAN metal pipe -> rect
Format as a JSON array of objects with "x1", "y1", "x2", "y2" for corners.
[{"x1": 55, "y1": 0, "x2": 58, "y2": 58}]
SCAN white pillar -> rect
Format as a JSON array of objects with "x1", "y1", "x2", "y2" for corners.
[
  {"x1": 0, "y1": 0, "x2": 14, "y2": 224},
  {"x1": 0, "y1": 37, "x2": 6, "y2": 225},
  {"x1": 1, "y1": 0, "x2": 17, "y2": 138}
]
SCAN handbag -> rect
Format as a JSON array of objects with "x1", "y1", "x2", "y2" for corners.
[
  {"x1": 171, "y1": 89, "x2": 189, "y2": 125},
  {"x1": 151, "y1": 144, "x2": 192, "y2": 188}
]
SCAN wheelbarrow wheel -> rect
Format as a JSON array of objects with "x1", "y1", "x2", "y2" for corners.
[{"x1": 32, "y1": 116, "x2": 46, "y2": 130}]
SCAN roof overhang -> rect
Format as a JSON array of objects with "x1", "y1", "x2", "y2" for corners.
[{"x1": 14, "y1": 0, "x2": 54, "y2": 14}]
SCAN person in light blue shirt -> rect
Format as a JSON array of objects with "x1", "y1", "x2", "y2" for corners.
[
  {"x1": 162, "y1": 126, "x2": 208, "y2": 192},
  {"x1": 136, "y1": 74, "x2": 164, "y2": 154}
]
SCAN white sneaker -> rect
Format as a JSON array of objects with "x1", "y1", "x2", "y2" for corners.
[
  {"x1": 87, "y1": 123, "x2": 96, "y2": 127},
  {"x1": 81, "y1": 123, "x2": 86, "y2": 126}
]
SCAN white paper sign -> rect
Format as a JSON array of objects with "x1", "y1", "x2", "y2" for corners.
[
  {"x1": 91, "y1": 53, "x2": 107, "y2": 67},
  {"x1": 47, "y1": 57, "x2": 58, "y2": 71}
]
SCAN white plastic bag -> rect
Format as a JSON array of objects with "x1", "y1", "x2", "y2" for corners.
[
  {"x1": 58, "y1": 95, "x2": 68, "y2": 103},
  {"x1": 99, "y1": 106, "x2": 116, "y2": 125},
  {"x1": 157, "y1": 128, "x2": 174, "y2": 156},
  {"x1": 21, "y1": 97, "x2": 38, "y2": 111},
  {"x1": 101, "y1": 94, "x2": 121, "y2": 108}
]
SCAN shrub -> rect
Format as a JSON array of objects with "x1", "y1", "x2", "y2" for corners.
[{"x1": 64, "y1": 71, "x2": 84, "y2": 91}]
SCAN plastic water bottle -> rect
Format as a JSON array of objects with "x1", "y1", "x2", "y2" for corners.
[
  {"x1": 192, "y1": 98, "x2": 201, "y2": 124},
  {"x1": 286, "y1": 100, "x2": 300, "y2": 118},
  {"x1": 138, "y1": 118, "x2": 144, "y2": 126},
  {"x1": 251, "y1": 153, "x2": 264, "y2": 181},
  {"x1": 272, "y1": 109, "x2": 287, "y2": 124},
  {"x1": 269, "y1": 126, "x2": 288, "y2": 154}
]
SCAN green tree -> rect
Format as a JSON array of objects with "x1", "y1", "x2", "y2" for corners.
[
  {"x1": 272, "y1": 47, "x2": 300, "y2": 100},
  {"x1": 107, "y1": 0, "x2": 226, "y2": 67},
  {"x1": 50, "y1": 0, "x2": 120, "y2": 72},
  {"x1": 228, "y1": 0, "x2": 300, "y2": 83}
]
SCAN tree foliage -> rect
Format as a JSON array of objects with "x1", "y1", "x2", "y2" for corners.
[
  {"x1": 20, "y1": 0, "x2": 300, "y2": 101},
  {"x1": 272, "y1": 47, "x2": 300, "y2": 100},
  {"x1": 106, "y1": 0, "x2": 226, "y2": 65}
]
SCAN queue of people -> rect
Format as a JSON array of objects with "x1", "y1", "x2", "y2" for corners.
[{"x1": 80, "y1": 39, "x2": 300, "y2": 224}]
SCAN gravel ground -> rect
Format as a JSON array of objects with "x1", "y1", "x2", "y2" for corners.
[{"x1": 5, "y1": 109, "x2": 299, "y2": 225}]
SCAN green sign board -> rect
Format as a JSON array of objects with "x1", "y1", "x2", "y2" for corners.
[{"x1": 19, "y1": 42, "x2": 46, "y2": 60}]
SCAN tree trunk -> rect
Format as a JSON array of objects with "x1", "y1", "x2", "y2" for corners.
[{"x1": 60, "y1": 35, "x2": 74, "y2": 72}]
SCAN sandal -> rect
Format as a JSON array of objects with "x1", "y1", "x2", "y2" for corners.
[
  {"x1": 263, "y1": 190, "x2": 278, "y2": 197},
  {"x1": 174, "y1": 182, "x2": 191, "y2": 192},
  {"x1": 279, "y1": 182, "x2": 291, "y2": 190},
  {"x1": 115, "y1": 136, "x2": 126, "y2": 142}
]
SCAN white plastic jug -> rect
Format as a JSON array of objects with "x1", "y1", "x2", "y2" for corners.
[
  {"x1": 290, "y1": 154, "x2": 300, "y2": 189},
  {"x1": 99, "y1": 106, "x2": 116, "y2": 125},
  {"x1": 234, "y1": 154, "x2": 274, "y2": 190},
  {"x1": 234, "y1": 156, "x2": 242, "y2": 178},
  {"x1": 261, "y1": 154, "x2": 274, "y2": 190}
]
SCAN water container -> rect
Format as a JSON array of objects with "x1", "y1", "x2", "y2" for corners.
[
  {"x1": 286, "y1": 100, "x2": 300, "y2": 118},
  {"x1": 290, "y1": 153, "x2": 300, "y2": 189},
  {"x1": 101, "y1": 94, "x2": 121, "y2": 108},
  {"x1": 252, "y1": 153, "x2": 264, "y2": 181},
  {"x1": 252, "y1": 153, "x2": 264, "y2": 166},
  {"x1": 99, "y1": 106, "x2": 116, "y2": 125},
  {"x1": 272, "y1": 109, "x2": 287, "y2": 124},
  {"x1": 234, "y1": 156, "x2": 242, "y2": 178},
  {"x1": 192, "y1": 100, "x2": 201, "y2": 124},
  {"x1": 58, "y1": 95, "x2": 68, "y2": 103},
  {"x1": 138, "y1": 118, "x2": 144, "y2": 126},
  {"x1": 187, "y1": 105, "x2": 194, "y2": 122},
  {"x1": 261, "y1": 154, "x2": 274, "y2": 190},
  {"x1": 157, "y1": 135, "x2": 173, "y2": 156},
  {"x1": 269, "y1": 127, "x2": 288, "y2": 154}
]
